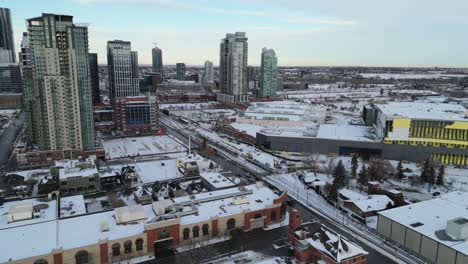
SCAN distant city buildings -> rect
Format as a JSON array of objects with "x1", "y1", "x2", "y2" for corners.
[
  {"x1": 176, "y1": 63, "x2": 186, "y2": 81},
  {"x1": 107, "y1": 40, "x2": 140, "y2": 103},
  {"x1": 22, "y1": 13, "x2": 95, "y2": 151},
  {"x1": 0, "y1": 7, "x2": 15, "y2": 63},
  {"x1": 203, "y1": 60, "x2": 214, "y2": 83},
  {"x1": 260, "y1": 47, "x2": 278, "y2": 98},
  {"x1": 88, "y1": 53, "x2": 100, "y2": 104},
  {"x1": 152, "y1": 45, "x2": 163, "y2": 77},
  {"x1": 218, "y1": 32, "x2": 249, "y2": 104}
]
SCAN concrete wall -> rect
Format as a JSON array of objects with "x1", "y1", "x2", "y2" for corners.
[
  {"x1": 257, "y1": 133, "x2": 467, "y2": 163},
  {"x1": 377, "y1": 215, "x2": 467, "y2": 264}
]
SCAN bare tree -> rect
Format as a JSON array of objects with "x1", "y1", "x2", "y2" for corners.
[
  {"x1": 303, "y1": 152, "x2": 320, "y2": 173},
  {"x1": 326, "y1": 154, "x2": 336, "y2": 177}
]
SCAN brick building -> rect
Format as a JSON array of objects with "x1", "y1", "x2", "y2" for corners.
[
  {"x1": 114, "y1": 95, "x2": 159, "y2": 136},
  {"x1": 289, "y1": 209, "x2": 368, "y2": 264},
  {"x1": 1, "y1": 183, "x2": 287, "y2": 264}
]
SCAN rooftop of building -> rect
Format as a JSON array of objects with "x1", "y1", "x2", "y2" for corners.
[
  {"x1": 295, "y1": 221, "x2": 368, "y2": 262},
  {"x1": 0, "y1": 183, "x2": 282, "y2": 262},
  {"x1": 375, "y1": 102, "x2": 467, "y2": 121},
  {"x1": 339, "y1": 189, "x2": 393, "y2": 213},
  {"x1": 199, "y1": 172, "x2": 236, "y2": 189},
  {"x1": 56, "y1": 158, "x2": 98, "y2": 179},
  {"x1": 378, "y1": 191, "x2": 468, "y2": 255}
]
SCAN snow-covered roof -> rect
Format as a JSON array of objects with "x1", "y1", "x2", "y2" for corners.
[
  {"x1": 0, "y1": 184, "x2": 281, "y2": 262},
  {"x1": 300, "y1": 222, "x2": 368, "y2": 262},
  {"x1": 56, "y1": 159, "x2": 98, "y2": 179},
  {"x1": 0, "y1": 198, "x2": 57, "y2": 230},
  {"x1": 340, "y1": 189, "x2": 393, "y2": 213},
  {"x1": 60, "y1": 195, "x2": 86, "y2": 218},
  {"x1": 317, "y1": 124, "x2": 373, "y2": 142},
  {"x1": 230, "y1": 122, "x2": 264, "y2": 137},
  {"x1": 239, "y1": 101, "x2": 326, "y2": 122},
  {"x1": 102, "y1": 135, "x2": 186, "y2": 159},
  {"x1": 200, "y1": 172, "x2": 235, "y2": 189},
  {"x1": 375, "y1": 102, "x2": 467, "y2": 121},
  {"x1": 379, "y1": 191, "x2": 468, "y2": 255}
]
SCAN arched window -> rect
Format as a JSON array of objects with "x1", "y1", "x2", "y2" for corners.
[
  {"x1": 34, "y1": 259, "x2": 48, "y2": 264},
  {"x1": 136, "y1": 238, "x2": 144, "y2": 251},
  {"x1": 124, "y1": 240, "x2": 132, "y2": 254},
  {"x1": 75, "y1": 251, "x2": 89, "y2": 264},
  {"x1": 183, "y1": 228, "x2": 190, "y2": 240},
  {"x1": 271, "y1": 210, "x2": 277, "y2": 222},
  {"x1": 227, "y1": 218, "x2": 236, "y2": 230},
  {"x1": 192, "y1": 226, "x2": 200, "y2": 238},
  {"x1": 112, "y1": 243, "x2": 121, "y2": 257},
  {"x1": 254, "y1": 213, "x2": 262, "y2": 219},
  {"x1": 202, "y1": 224, "x2": 209, "y2": 236}
]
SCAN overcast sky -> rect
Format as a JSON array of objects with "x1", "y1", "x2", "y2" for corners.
[{"x1": 3, "y1": 0, "x2": 468, "y2": 67}]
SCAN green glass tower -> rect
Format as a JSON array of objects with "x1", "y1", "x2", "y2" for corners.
[{"x1": 260, "y1": 47, "x2": 278, "y2": 98}]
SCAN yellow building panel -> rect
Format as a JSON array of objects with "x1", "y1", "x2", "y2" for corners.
[
  {"x1": 446, "y1": 122, "x2": 468, "y2": 130},
  {"x1": 393, "y1": 118, "x2": 411, "y2": 129}
]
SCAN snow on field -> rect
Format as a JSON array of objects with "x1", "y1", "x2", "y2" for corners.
[
  {"x1": 102, "y1": 135, "x2": 186, "y2": 159},
  {"x1": 360, "y1": 72, "x2": 468, "y2": 80}
]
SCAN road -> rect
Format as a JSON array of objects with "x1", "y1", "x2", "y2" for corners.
[
  {"x1": 0, "y1": 111, "x2": 24, "y2": 170},
  {"x1": 160, "y1": 115, "x2": 399, "y2": 264}
]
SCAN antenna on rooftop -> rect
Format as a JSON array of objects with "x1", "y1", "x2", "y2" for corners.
[{"x1": 152, "y1": 42, "x2": 158, "y2": 48}]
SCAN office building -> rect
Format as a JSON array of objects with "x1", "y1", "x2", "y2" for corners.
[
  {"x1": 0, "y1": 7, "x2": 15, "y2": 62},
  {"x1": 152, "y1": 45, "x2": 163, "y2": 78},
  {"x1": 203, "y1": 60, "x2": 214, "y2": 83},
  {"x1": 107, "y1": 40, "x2": 139, "y2": 103},
  {"x1": 260, "y1": 47, "x2": 278, "y2": 98},
  {"x1": 176, "y1": 63, "x2": 185, "y2": 81},
  {"x1": 0, "y1": 63, "x2": 22, "y2": 93},
  {"x1": 114, "y1": 95, "x2": 159, "y2": 136},
  {"x1": 22, "y1": 13, "x2": 95, "y2": 151},
  {"x1": 88, "y1": 53, "x2": 100, "y2": 104},
  {"x1": 218, "y1": 32, "x2": 248, "y2": 104}
]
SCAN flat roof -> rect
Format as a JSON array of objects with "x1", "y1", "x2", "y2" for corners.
[
  {"x1": 102, "y1": 135, "x2": 186, "y2": 159},
  {"x1": 376, "y1": 102, "x2": 467, "y2": 121},
  {"x1": 379, "y1": 191, "x2": 468, "y2": 255},
  {"x1": 0, "y1": 198, "x2": 57, "y2": 230},
  {"x1": 0, "y1": 184, "x2": 280, "y2": 262},
  {"x1": 199, "y1": 172, "x2": 236, "y2": 189},
  {"x1": 317, "y1": 124, "x2": 373, "y2": 142}
]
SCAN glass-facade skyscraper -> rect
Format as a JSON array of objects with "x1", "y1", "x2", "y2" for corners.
[
  {"x1": 176, "y1": 63, "x2": 186, "y2": 81},
  {"x1": 107, "y1": 40, "x2": 140, "y2": 103},
  {"x1": 22, "y1": 13, "x2": 95, "y2": 151},
  {"x1": 218, "y1": 32, "x2": 248, "y2": 104},
  {"x1": 260, "y1": 47, "x2": 278, "y2": 98},
  {"x1": 88, "y1": 53, "x2": 100, "y2": 104},
  {"x1": 152, "y1": 46, "x2": 163, "y2": 77},
  {"x1": 0, "y1": 7, "x2": 15, "y2": 63}
]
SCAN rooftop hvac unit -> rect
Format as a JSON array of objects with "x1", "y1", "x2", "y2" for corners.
[{"x1": 446, "y1": 217, "x2": 468, "y2": 240}]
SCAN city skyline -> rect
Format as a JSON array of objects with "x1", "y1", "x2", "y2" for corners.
[{"x1": 2, "y1": 0, "x2": 468, "y2": 67}]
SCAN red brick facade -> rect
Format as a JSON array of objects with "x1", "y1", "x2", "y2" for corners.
[
  {"x1": 212, "y1": 219, "x2": 219, "y2": 237},
  {"x1": 53, "y1": 253, "x2": 63, "y2": 264},
  {"x1": 99, "y1": 243, "x2": 109, "y2": 264},
  {"x1": 146, "y1": 224, "x2": 180, "y2": 253}
]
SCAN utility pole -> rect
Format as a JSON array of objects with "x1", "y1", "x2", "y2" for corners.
[{"x1": 188, "y1": 119, "x2": 192, "y2": 155}]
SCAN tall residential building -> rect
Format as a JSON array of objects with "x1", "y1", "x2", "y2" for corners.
[
  {"x1": 203, "y1": 60, "x2": 214, "y2": 83},
  {"x1": 88, "y1": 53, "x2": 100, "y2": 104},
  {"x1": 176, "y1": 63, "x2": 186, "y2": 81},
  {"x1": 22, "y1": 14, "x2": 95, "y2": 151},
  {"x1": 218, "y1": 32, "x2": 248, "y2": 104},
  {"x1": 152, "y1": 46, "x2": 163, "y2": 76},
  {"x1": 260, "y1": 47, "x2": 278, "y2": 98},
  {"x1": 0, "y1": 7, "x2": 15, "y2": 63},
  {"x1": 107, "y1": 40, "x2": 139, "y2": 103}
]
